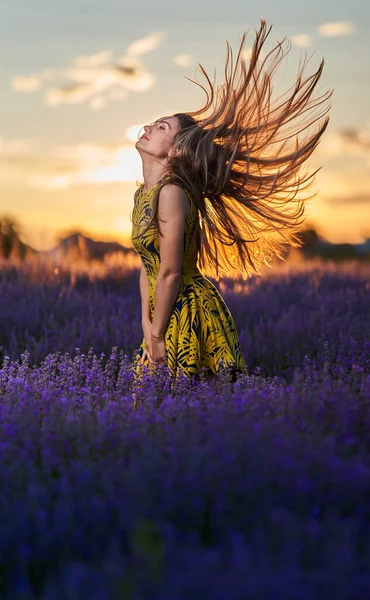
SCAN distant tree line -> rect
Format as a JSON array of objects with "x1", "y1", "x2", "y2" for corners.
[
  {"x1": 0, "y1": 215, "x2": 369, "y2": 263},
  {"x1": 0, "y1": 216, "x2": 29, "y2": 260}
]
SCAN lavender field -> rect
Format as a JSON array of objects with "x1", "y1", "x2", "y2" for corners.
[{"x1": 1, "y1": 256, "x2": 370, "y2": 599}]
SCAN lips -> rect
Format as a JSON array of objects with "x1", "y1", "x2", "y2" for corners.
[{"x1": 141, "y1": 135, "x2": 149, "y2": 140}]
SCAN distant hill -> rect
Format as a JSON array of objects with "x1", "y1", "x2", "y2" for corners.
[{"x1": 41, "y1": 233, "x2": 134, "y2": 262}]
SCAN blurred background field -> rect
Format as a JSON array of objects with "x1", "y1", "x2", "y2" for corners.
[{"x1": 1, "y1": 225, "x2": 369, "y2": 379}]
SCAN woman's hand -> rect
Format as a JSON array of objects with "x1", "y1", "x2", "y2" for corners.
[
  {"x1": 151, "y1": 335, "x2": 167, "y2": 365},
  {"x1": 141, "y1": 320, "x2": 167, "y2": 366}
]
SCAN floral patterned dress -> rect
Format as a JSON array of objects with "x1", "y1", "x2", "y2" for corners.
[{"x1": 131, "y1": 174, "x2": 247, "y2": 379}]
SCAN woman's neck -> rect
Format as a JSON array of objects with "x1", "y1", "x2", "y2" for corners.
[{"x1": 143, "y1": 165, "x2": 168, "y2": 192}]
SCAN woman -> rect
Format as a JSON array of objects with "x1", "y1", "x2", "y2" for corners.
[{"x1": 131, "y1": 20, "x2": 332, "y2": 382}]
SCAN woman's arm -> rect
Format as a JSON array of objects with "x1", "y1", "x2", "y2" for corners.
[
  {"x1": 151, "y1": 184, "x2": 189, "y2": 337},
  {"x1": 140, "y1": 259, "x2": 151, "y2": 325}
]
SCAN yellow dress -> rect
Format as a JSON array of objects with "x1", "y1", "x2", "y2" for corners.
[{"x1": 131, "y1": 174, "x2": 247, "y2": 379}]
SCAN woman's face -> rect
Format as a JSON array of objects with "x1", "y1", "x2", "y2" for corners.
[{"x1": 135, "y1": 115, "x2": 181, "y2": 159}]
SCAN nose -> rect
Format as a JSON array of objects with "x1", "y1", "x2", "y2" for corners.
[{"x1": 144, "y1": 124, "x2": 152, "y2": 133}]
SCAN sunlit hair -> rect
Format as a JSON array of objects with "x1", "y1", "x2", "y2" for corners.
[{"x1": 133, "y1": 19, "x2": 332, "y2": 280}]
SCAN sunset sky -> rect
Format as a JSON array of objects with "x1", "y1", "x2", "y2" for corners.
[{"x1": 1, "y1": 0, "x2": 370, "y2": 251}]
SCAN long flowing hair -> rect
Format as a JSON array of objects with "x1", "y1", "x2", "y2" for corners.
[{"x1": 133, "y1": 19, "x2": 332, "y2": 280}]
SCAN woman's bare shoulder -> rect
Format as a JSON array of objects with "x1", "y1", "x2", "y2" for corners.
[{"x1": 158, "y1": 182, "x2": 191, "y2": 219}]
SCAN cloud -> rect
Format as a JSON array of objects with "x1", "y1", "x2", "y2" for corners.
[
  {"x1": 0, "y1": 137, "x2": 40, "y2": 154},
  {"x1": 1, "y1": 136, "x2": 142, "y2": 190},
  {"x1": 11, "y1": 75, "x2": 43, "y2": 92},
  {"x1": 45, "y1": 83, "x2": 93, "y2": 107},
  {"x1": 173, "y1": 54, "x2": 193, "y2": 68},
  {"x1": 317, "y1": 126, "x2": 370, "y2": 165},
  {"x1": 43, "y1": 61, "x2": 155, "y2": 108},
  {"x1": 11, "y1": 69, "x2": 59, "y2": 93},
  {"x1": 290, "y1": 34, "x2": 312, "y2": 47},
  {"x1": 72, "y1": 50, "x2": 113, "y2": 68},
  {"x1": 324, "y1": 193, "x2": 370, "y2": 206},
  {"x1": 10, "y1": 32, "x2": 163, "y2": 110},
  {"x1": 317, "y1": 21, "x2": 355, "y2": 37},
  {"x1": 90, "y1": 96, "x2": 107, "y2": 111},
  {"x1": 339, "y1": 129, "x2": 370, "y2": 150},
  {"x1": 112, "y1": 61, "x2": 156, "y2": 92},
  {"x1": 125, "y1": 32, "x2": 164, "y2": 56}
]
